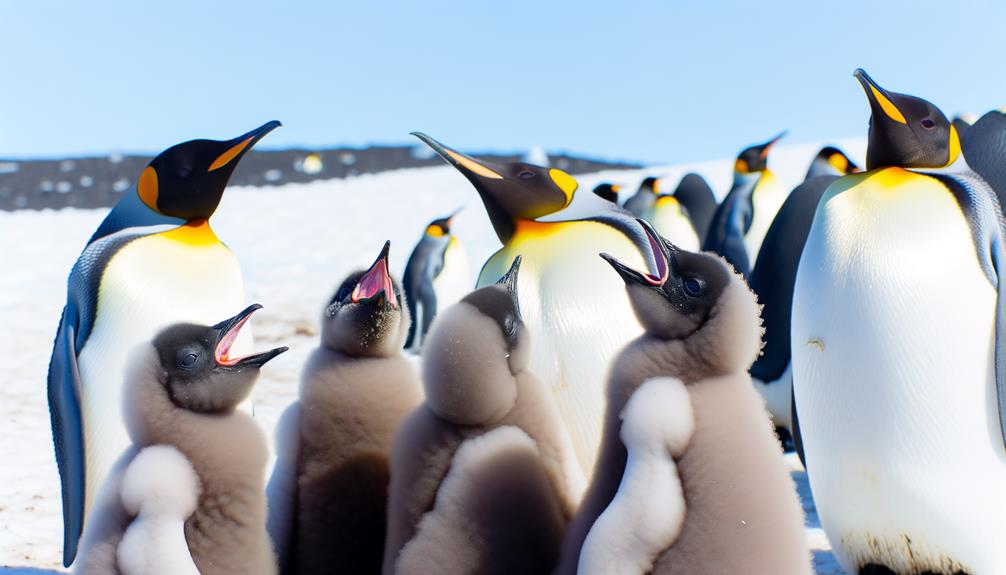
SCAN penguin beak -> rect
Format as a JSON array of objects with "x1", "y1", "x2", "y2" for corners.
[
  {"x1": 212, "y1": 304, "x2": 288, "y2": 369},
  {"x1": 854, "y1": 69, "x2": 908, "y2": 126},
  {"x1": 600, "y1": 219, "x2": 673, "y2": 287},
  {"x1": 446, "y1": 206, "x2": 463, "y2": 228},
  {"x1": 352, "y1": 241, "x2": 397, "y2": 309},
  {"x1": 411, "y1": 132, "x2": 506, "y2": 182},
  {"x1": 208, "y1": 120, "x2": 282, "y2": 173},
  {"x1": 759, "y1": 131, "x2": 788, "y2": 158},
  {"x1": 496, "y1": 255, "x2": 523, "y2": 321}
]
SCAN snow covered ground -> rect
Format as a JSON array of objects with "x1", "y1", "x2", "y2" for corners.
[{"x1": 0, "y1": 138, "x2": 864, "y2": 572}]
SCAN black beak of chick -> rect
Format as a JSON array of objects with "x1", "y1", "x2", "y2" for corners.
[{"x1": 600, "y1": 219, "x2": 674, "y2": 287}]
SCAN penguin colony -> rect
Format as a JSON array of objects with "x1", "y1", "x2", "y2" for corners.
[{"x1": 44, "y1": 66, "x2": 1006, "y2": 575}]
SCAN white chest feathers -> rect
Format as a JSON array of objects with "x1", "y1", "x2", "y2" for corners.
[
  {"x1": 117, "y1": 445, "x2": 201, "y2": 575},
  {"x1": 432, "y1": 237, "x2": 472, "y2": 308},
  {"x1": 77, "y1": 224, "x2": 250, "y2": 513},
  {"x1": 579, "y1": 377, "x2": 695, "y2": 575}
]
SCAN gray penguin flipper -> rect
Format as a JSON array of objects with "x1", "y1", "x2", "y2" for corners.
[{"x1": 48, "y1": 306, "x2": 87, "y2": 567}]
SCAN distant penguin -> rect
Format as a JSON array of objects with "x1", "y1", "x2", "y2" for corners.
[
  {"x1": 804, "y1": 146, "x2": 861, "y2": 179},
  {"x1": 702, "y1": 132, "x2": 787, "y2": 277},
  {"x1": 73, "y1": 304, "x2": 287, "y2": 575},
  {"x1": 267, "y1": 242, "x2": 422, "y2": 575},
  {"x1": 47, "y1": 121, "x2": 280, "y2": 566},
  {"x1": 643, "y1": 194, "x2": 700, "y2": 252},
  {"x1": 953, "y1": 113, "x2": 975, "y2": 142},
  {"x1": 669, "y1": 173, "x2": 716, "y2": 240},
  {"x1": 622, "y1": 176, "x2": 660, "y2": 217},
  {"x1": 962, "y1": 108, "x2": 1006, "y2": 207},
  {"x1": 383, "y1": 258, "x2": 585, "y2": 575},
  {"x1": 413, "y1": 132, "x2": 658, "y2": 475},
  {"x1": 748, "y1": 146, "x2": 858, "y2": 437},
  {"x1": 792, "y1": 69, "x2": 1006, "y2": 574},
  {"x1": 403, "y1": 209, "x2": 470, "y2": 351},
  {"x1": 558, "y1": 221, "x2": 809, "y2": 575},
  {"x1": 592, "y1": 183, "x2": 622, "y2": 205}
]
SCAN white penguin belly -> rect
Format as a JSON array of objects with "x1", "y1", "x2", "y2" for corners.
[
  {"x1": 648, "y1": 204, "x2": 700, "y2": 252},
  {"x1": 77, "y1": 227, "x2": 250, "y2": 515},
  {"x1": 479, "y1": 220, "x2": 645, "y2": 475},
  {"x1": 792, "y1": 170, "x2": 1005, "y2": 574},
  {"x1": 746, "y1": 173, "x2": 786, "y2": 267},
  {"x1": 432, "y1": 238, "x2": 472, "y2": 309},
  {"x1": 752, "y1": 362, "x2": 793, "y2": 432}
]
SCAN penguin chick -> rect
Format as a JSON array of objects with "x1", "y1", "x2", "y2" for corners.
[
  {"x1": 74, "y1": 304, "x2": 287, "y2": 575},
  {"x1": 269, "y1": 241, "x2": 422, "y2": 575},
  {"x1": 383, "y1": 257, "x2": 585, "y2": 575},
  {"x1": 558, "y1": 221, "x2": 810, "y2": 575}
]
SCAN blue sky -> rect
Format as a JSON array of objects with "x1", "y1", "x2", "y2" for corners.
[{"x1": 1, "y1": 1, "x2": 1004, "y2": 164}]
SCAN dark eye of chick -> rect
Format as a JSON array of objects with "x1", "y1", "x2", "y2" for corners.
[
  {"x1": 682, "y1": 276, "x2": 705, "y2": 297},
  {"x1": 178, "y1": 351, "x2": 198, "y2": 369}
]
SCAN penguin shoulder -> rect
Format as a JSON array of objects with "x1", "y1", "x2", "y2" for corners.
[{"x1": 117, "y1": 445, "x2": 201, "y2": 575}]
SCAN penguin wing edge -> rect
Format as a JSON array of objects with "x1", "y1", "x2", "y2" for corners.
[{"x1": 48, "y1": 307, "x2": 87, "y2": 567}]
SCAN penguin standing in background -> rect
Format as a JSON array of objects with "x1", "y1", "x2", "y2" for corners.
[
  {"x1": 804, "y1": 146, "x2": 861, "y2": 180},
  {"x1": 643, "y1": 194, "x2": 700, "y2": 252},
  {"x1": 669, "y1": 173, "x2": 716, "y2": 240},
  {"x1": 748, "y1": 145, "x2": 858, "y2": 439},
  {"x1": 267, "y1": 242, "x2": 422, "y2": 575},
  {"x1": 953, "y1": 113, "x2": 975, "y2": 142},
  {"x1": 558, "y1": 221, "x2": 809, "y2": 575},
  {"x1": 592, "y1": 183, "x2": 622, "y2": 205},
  {"x1": 702, "y1": 132, "x2": 787, "y2": 277},
  {"x1": 962, "y1": 108, "x2": 1006, "y2": 206},
  {"x1": 47, "y1": 121, "x2": 279, "y2": 566},
  {"x1": 73, "y1": 305, "x2": 287, "y2": 575},
  {"x1": 412, "y1": 132, "x2": 658, "y2": 475},
  {"x1": 622, "y1": 176, "x2": 660, "y2": 217},
  {"x1": 403, "y1": 209, "x2": 470, "y2": 351},
  {"x1": 792, "y1": 69, "x2": 1006, "y2": 574},
  {"x1": 384, "y1": 258, "x2": 585, "y2": 575}
]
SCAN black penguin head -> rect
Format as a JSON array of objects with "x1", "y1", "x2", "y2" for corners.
[
  {"x1": 854, "y1": 69, "x2": 960, "y2": 170},
  {"x1": 137, "y1": 121, "x2": 280, "y2": 221},
  {"x1": 601, "y1": 220, "x2": 731, "y2": 339},
  {"x1": 807, "y1": 146, "x2": 861, "y2": 178},
  {"x1": 322, "y1": 241, "x2": 409, "y2": 357},
  {"x1": 412, "y1": 132, "x2": 577, "y2": 243},
  {"x1": 592, "y1": 183, "x2": 621, "y2": 204},
  {"x1": 425, "y1": 207, "x2": 462, "y2": 238},
  {"x1": 734, "y1": 132, "x2": 786, "y2": 174},
  {"x1": 952, "y1": 114, "x2": 974, "y2": 140},
  {"x1": 638, "y1": 176, "x2": 661, "y2": 195},
  {"x1": 459, "y1": 256, "x2": 526, "y2": 369},
  {"x1": 151, "y1": 304, "x2": 287, "y2": 413}
]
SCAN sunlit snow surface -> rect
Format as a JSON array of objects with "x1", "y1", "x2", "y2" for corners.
[{"x1": 0, "y1": 139, "x2": 864, "y2": 572}]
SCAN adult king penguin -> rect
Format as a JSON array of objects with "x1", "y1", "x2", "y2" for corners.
[
  {"x1": 643, "y1": 194, "x2": 700, "y2": 252},
  {"x1": 402, "y1": 209, "x2": 470, "y2": 351},
  {"x1": 668, "y1": 173, "x2": 716, "y2": 240},
  {"x1": 412, "y1": 132, "x2": 657, "y2": 474},
  {"x1": 792, "y1": 69, "x2": 1006, "y2": 574},
  {"x1": 622, "y1": 176, "x2": 660, "y2": 217},
  {"x1": 702, "y1": 132, "x2": 787, "y2": 277},
  {"x1": 47, "y1": 121, "x2": 279, "y2": 566},
  {"x1": 592, "y1": 183, "x2": 622, "y2": 205},
  {"x1": 748, "y1": 145, "x2": 859, "y2": 439},
  {"x1": 961, "y1": 108, "x2": 1006, "y2": 207}
]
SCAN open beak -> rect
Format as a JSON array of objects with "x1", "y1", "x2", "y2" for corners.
[
  {"x1": 208, "y1": 120, "x2": 282, "y2": 172},
  {"x1": 496, "y1": 255, "x2": 523, "y2": 321},
  {"x1": 600, "y1": 219, "x2": 673, "y2": 287},
  {"x1": 212, "y1": 304, "x2": 288, "y2": 368},
  {"x1": 351, "y1": 241, "x2": 397, "y2": 308}
]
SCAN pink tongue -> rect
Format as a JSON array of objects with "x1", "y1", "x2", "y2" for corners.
[
  {"x1": 352, "y1": 259, "x2": 397, "y2": 307},
  {"x1": 215, "y1": 315, "x2": 251, "y2": 366},
  {"x1": 645, "y1": 232, "x2": 667, "y2": 285}
]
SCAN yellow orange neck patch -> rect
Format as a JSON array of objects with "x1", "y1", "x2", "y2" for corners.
[{"x1": 160, "y1": 219, "x2": 221, "y2": 247}]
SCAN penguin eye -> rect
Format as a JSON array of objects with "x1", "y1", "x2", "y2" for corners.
[
  {"x1": 178, "y1": 352, "x2": 199, "y2": 369},
  {"x1": 921, "y1": 119, "x2": 936, "y2": 130},
  {"x1": 517, "y1": 170, "x2": 536, "y2": 180},
  {"x1": 682, "y1": 277, "x2": 705, "y2": 297},
  {"x1": 504, "y1": 314, "x2": 519, "y2": 340}
]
